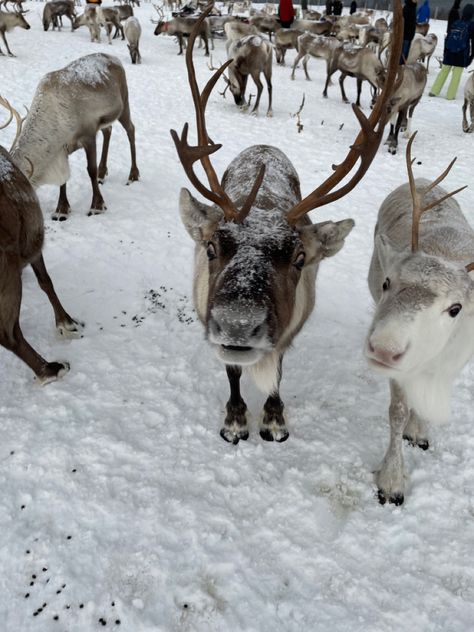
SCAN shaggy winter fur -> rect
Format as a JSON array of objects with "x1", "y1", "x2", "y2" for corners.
[{"x1": 366, "y1": 178, "x2": 474, "y2": 505}]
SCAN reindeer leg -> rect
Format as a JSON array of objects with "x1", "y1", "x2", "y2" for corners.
[
  {"x1": 98, "y1": 125, "x2": 112, "y2": 183},
  {"x1": 469, "y1": 100, "x2": 474, "y2": 133},
  {"x1": 302, "y1": 54, "x2": 311, "y2": 81},
  {"x1": 83, "y1": 137, "x2": 107, "y2": 214},
  {"x1": 178, "y1": 33, "x2": 183, "y2": 55},
  {"x1": 221, "y1": 365, "x2": 249, "y2": 444},
  {"x1": 118, "y1": 104, "x2": 139, "y2": 183},
  {"x1": 387, "y1": 111, "x2": 404, "y2": 155},
  {"x1": 31, "y1": 254, "x2": 84, "y2": 339},
  {"x1": 1, "y1": 31, "x2": 14, "y2": 57},
  {"x1": 260, "y1": 356, "x2": 288, "y2": 442},
  {"x1": 462, "y1": 99, "x2": 469, "y2": 132},
  {"x1": 204, "y1": 34, "x2": 209, "y2": 56},
  {"x1": 403, "y1": 410, "x2": 429, "y2": 450},
  {"x1": 0, "y1": 269, "x2": 69, "y2": 384},
  {"x1": 264, "y1": 65, "x2": 273, "y2": 117},
  {"x1": 339, "y1": 73, "x2": 350, "y2": 103},
  {"x1": 291, "y1": 51, "x2": 304, "y2": 80},
  {"x1": 375, "y1": 379, "x2": 409, "y2": 505},
  {"x1": 52, "y1": 183, "x2": 71, "y2": 221},
  {"x1": 250, "y1": 73, "x2": 263, "y2": 115},
  {"x1": 355, "y1": 77, "x2": 362, "y2": 107}
]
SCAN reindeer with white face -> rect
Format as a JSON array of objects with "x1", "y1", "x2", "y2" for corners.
[
  {"x1": 365, "y1": 134, "x2": 474, "y2": 505},
  {"x1": 171, "y1": 4, "x2": 403, "y2": 443},
  {"x1": 7, "y1": 53, "x2": 139, "y2": 220},
  {"x1": 0, "y1": 98, "x2": 82, "y2": 383}
]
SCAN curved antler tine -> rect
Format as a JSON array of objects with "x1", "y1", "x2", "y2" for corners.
[
  {"x1": 237, "y1": 164, "x2": 266, "y2": 223},
  {"x1": 0, "y1": 97, "x2": 14, "y2": 131},
  {"x1": 286, "y1": 0, "x2": 404, "y2": 226},
  {"x1": 0, "y1": 95, "x2": 23, "y2": 151},
  {"x1": 172, "y1": 2, "x2": 239, "y2": 220},
  {"x1": 201, "y1": 58, "x2": 233, "y2": 111},
  {"x1": 408, "y1": 132, "x2": 467, "y2": 251},
  {"x1": 24, "y1": 156, "x2": 34, "y2": 180}
]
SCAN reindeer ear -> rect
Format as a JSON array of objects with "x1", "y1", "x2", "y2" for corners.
[
  {"x1": 374, "y1": 233, "x2": 404, "y2": 273},
  {"x1": 179, "y1": 188, "x2": 223, "y2": 242},
  {"x1": 300, "y1": 218, "x2": 355, "y2": 262}
]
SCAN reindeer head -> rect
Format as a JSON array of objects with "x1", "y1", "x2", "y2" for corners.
[{"x1": 366, "y1": 135, "x2": 474, "y2": 385}]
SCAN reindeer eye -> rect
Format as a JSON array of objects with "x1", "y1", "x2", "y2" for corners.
[
  {"x1": 294, "y1": 252, "x2": 305, "y2": 270},
  {"x1": 382, "y1": 277, "x2": 390, "y2": 291},
  {"x1": 448, "y1": 303, "x2": 462, "y2": 318},
  {"x1": 206, "y1": 243, "x2": 216, "y2": 261}
]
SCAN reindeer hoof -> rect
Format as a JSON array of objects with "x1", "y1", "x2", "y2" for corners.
[
  {"x1": 36, "y1": 362, "x2": 70, "y2": 386},
  {"x1": 51, "y1": 212, "x2": 69, "y2": 221},
  {"x1": 57, "y1": 319, "x2": 85, "y2": 339},
  {"x1": 259, "y1": 427, "x2": 289, "y2": 442},
  {"x1": 220, "y1": 427, "x2": 249, "y2": 444},
  {"x1": 377, "y1": 489, "x2": 404, "y2": 506}
]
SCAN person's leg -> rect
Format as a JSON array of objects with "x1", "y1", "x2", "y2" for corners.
[
  {"x1": 429, "y1": 64, "x2": 451, "y2": 96},
  {"x1": 446, "y1": 66, "x2": 463, "y2": 99}
]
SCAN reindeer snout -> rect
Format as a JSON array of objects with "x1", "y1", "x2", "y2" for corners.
[
  {"x1": 366, "y1": 338, "x2": 408, "y2": 368},
  {"x1": 209, "y1": 306, "x2": 269, "y2": 349}
]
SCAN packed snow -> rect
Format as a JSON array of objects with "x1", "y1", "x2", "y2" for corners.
[{"x1": 1, "y1": 4, "x2": 473, "y2": 631}]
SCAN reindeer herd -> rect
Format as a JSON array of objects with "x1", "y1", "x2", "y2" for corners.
[{"x1": 0, "y1": 0, "x2": 473, "y2": 507}]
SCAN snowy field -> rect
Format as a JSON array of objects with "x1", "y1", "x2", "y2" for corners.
[{"x1": 1, "y1": 4, "x2": 474, "y2": 631}]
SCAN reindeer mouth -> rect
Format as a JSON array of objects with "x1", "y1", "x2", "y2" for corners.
[{"x1": 215, "y1": 344, "x2": 264, "y2": 366}]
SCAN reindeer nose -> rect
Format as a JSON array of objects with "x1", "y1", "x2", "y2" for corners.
[
  {"x1": 367, "y1": 340, "x2": 407, "y2": 367},
  {"x1": 209, "y1": 307, "x2": 268, "y2": 347}
]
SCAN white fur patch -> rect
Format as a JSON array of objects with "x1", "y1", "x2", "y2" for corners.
[{"x1": 248, "y1": 351, "x2": 280, "y2": 395}]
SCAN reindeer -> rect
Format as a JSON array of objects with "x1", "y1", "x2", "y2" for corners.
[
  {"x1": 225, "y1": 34, "x2": 273, "y2": 116},
  {"x1": 384, "y1": 62, "x2": 427, "y2": 155},
  {"x1": 405, "y1": 33, "x2": 437, "y2": 72},
  {"x1": 0, "y1": 98, "x2": 83, "y2": 383},
  {"x1": 154, "y1": 14, "x2": 210, "y2": 55},
  {"x1": 291, "y1": 18, "x2": 332, "y2": 36},
  {"x1": 274, "y1": 28, "x2": 303, "y2": 66},
  {"x1": 323, "y1": 45, "x2": 385, "y2": 108},
  {"x1": 42, "y1": 0, "x2": 75, "y2": 32},
  {"x1": 249, "y1": 14, "x2": 279, "y2": 41},
  {"x1": 223, "y1": 18, "x2": 257, "y2": 42},
  {"x1": 462, "y1": 72, "x2": 474, "y2": 133},
  {"x1": 0, "y1": 8, "x2": 29, "y2": 56},
  {"x1": 170, "y1": 4, "x2": 402, "y2": 443},
  {"x1": 365, "y1": 133, "x2": 473, "y2": 505},
  {"x1": 74, "y1": 6, "x2": 124, "y2": 43},
  {"x1": 7, "y1": 53, "x2": 139, "y2": 219},
  {"x1": 124, "y1": 16, "x2": 141, "y2": 64},
  {"x1": 291, "y1": 33, "x2": 342, "y2": 81}
]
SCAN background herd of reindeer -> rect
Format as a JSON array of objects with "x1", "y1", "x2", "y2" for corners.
[{"x1": 0, "y1": 0, "x2": 473, "y2": 508}]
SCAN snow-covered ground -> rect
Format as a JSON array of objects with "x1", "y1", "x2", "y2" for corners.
[{"x1": 1, "y1": 5, "x2": 473, "y2": 631}]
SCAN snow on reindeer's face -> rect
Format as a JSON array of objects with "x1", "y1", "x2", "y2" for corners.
[
  {"x1": 365, "y1": 236, "x2": 474, "y2": 376},
  {"x1": 180, "y1": 188, "x2": 354, "y2": 367}
]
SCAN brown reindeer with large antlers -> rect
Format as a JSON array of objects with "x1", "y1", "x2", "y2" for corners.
[
  {"x1": 0, "y1": 98, "x2": 82, "y2": 383},
  {"x1": 366, "y1": 132, "x2": 473, "y2": 505},
  {"x1": 170, "y1": 3, "x2": 403, "y2": 443}
]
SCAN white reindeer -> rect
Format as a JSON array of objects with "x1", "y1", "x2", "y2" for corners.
[
  {"x1": 462, "y1": 71, "x2": 474, "y2": 133},
  {"x1": 365, "y1": 134, "x2": 474, "y2": 505}
]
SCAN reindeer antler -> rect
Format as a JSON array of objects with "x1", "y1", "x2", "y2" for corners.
[
  {"x1": 285, "y1": 0, "x2": 404, "y2": 226},
  {"x1": 170, "y1": 3, "x2": 266, "y2": 223},
  {"x1": 0, "y1": 95, "x2": 24, "y2": 151},
  {"x1": 406, "y1": 131, "x2": 467, "y2": 253}
]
